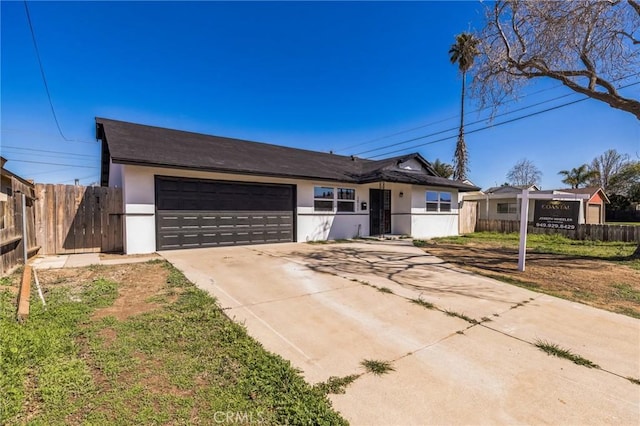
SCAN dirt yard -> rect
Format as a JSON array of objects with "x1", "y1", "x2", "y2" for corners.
[
  {"x1": 36, "y1": 261, "x2": 172, "y2": 321},
  {"x1": 420, "y1": 242, "x2": 640, "y2": 318}
]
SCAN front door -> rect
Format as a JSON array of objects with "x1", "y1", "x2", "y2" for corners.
[{"x1": 369, "y1": 189, "x2": 391, "y2": 235}]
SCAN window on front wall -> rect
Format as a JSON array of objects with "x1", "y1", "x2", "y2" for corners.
[
  {"x1": 314, "y1": 186, "x2": 334, "y2": 211},
  {"x1": 497, "y1": 203, "x2": 517, "y2": 214},
  {"x1": 337, "y1": 188, "x2": 355, "y2": 212},
  {"x1": 314, "y1": 186, "x2": 356, "y2": 212},
  {"x1": 426, "y1": 191, "x2": 452, "y2": 212}
]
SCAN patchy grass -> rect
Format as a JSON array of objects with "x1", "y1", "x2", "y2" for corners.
[
  {"x1": 313, "y1": 374, "x2": 360, "y2": 395},
  {"x1": 306, "y1": 239, "x2": 353, "y2": 245},
  {"x1": 418, "y1": 232, "x2": 638, "y2": 261},
  {"x1": 443, "y1": 310, "x2": 479, "y2": 324},
  {"x1": 410, "y1": 298, "x2": 436, "y2": 310},
  {"x1": 611, "y1": 283, "x2": 640, "y2": 303},
  {"x1": 0, "y1": 262, "x2": 346, "y2": 425},
  {"x1": 534, "y1": 340, "x2": 599, "y2": 368},
  {"x1": 416, "y1": 233, "x2": 640, "y2": 319},
  {"x1": 376, "y1": 286, "x2": 394, "y2": 294},
  {"x1": 360, "y1": 359, "x2": 395, "y2": 376}
]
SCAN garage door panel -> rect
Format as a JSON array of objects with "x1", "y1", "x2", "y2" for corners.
[
  {"x1": 156, "y1": 177, "x2": 295, "y2": 250},
  {"x1": 156, "y1": 210, "x2": 294, "y2": 250}
]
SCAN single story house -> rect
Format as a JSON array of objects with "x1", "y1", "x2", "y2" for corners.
[
  {"x1": 461, "y1": 185, "x2": 608, "y2": 224},
  {"x1": 96, "y1": 118, "x2": 479, "y2": 254}
]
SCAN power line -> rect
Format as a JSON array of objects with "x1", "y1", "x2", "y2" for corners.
[
  {"x1": 339, "y1": 71, "x2": 640, "y2": 155},
  {"x1": 61, "y1": 174, "x2": 98, "y2": 184},
  {"x1": 334, "y1": 83, "x2": 570, "y2": 153},
  {"x1": 367, "y1": 80, "x2": 640, "y2": 159},
  {"x1": 1, "y1": 145, "x2": 97, "y2": 158},
  {"x1": 1, "y1": 128, "x2": 96, "y2": 144},
  {"x1": 354, "y1": 91, "x2": 579, "y2": 156},
  {"x1": 25, "y1": 167, "x2": 83, "y2": 177},
  {"x1": 23, "y1": 0, "x2": 72, "y2": 142},
  {"x1": 4, "y1": 159, "x2": 99, "y2": 168}
]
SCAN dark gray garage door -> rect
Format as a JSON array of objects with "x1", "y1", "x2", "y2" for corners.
[{"x1": 155, "y1": 176, "x2": 295, "y2": 250}]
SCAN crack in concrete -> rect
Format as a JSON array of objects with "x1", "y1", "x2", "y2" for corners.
[{"x1": 248, "y1": 245, "x2": 636, "y2": 385}]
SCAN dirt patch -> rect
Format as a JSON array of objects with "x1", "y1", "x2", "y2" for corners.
[
  {"x1": 422, "y1": 243, "x2": 640, "y2": 317},
  {"x1": 36, "y1": 262, "x2": 171, "y2": 321},
  {"x1": 99, "y1": 252, "x2": 162, "y2": 261}
]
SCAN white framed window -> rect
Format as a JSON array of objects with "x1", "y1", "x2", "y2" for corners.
[
  {"x1": 426, "y1": 191, "x2": 452, "y2": 212},
  {"x1": 337, "y1": 188, "x2": 355, "y2": 212},
  {"x1": 314, "y1": 186, "x2": 334, "y2": 212},
  {"x1": 497, "y1": 203, "x2": 517, "y2": 214},
  {"x1": 314, "y1": 186, "x2": 356, "y2": 212}
]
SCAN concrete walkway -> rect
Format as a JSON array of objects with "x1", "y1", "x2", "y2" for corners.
[
  {"x1": 162, "y1": 241, "x2": 639, "y2": 425},
  {"x1": 30, "y1": 252, "x2": 161, "y2": 269}
]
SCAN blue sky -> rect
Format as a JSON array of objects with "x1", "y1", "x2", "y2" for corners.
[{"x1": 1, "y1": 1, "x2": 638, "y2": 189}]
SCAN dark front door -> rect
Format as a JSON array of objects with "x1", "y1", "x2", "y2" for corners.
[{"x1": 369, "y1": 189, "x2": 391, "y2": 235}]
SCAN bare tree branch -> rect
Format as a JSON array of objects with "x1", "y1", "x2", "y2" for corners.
[{"x1": 473, "y1": 0, "x2": 640, "y2": 120}]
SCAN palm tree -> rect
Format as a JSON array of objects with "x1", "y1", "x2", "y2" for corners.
[
  {"x1": 558, "y1": 164, "x2": 600, "y2": 188},
  {"x1": 432, "y1": 159, "x2": 454, "y2": 178},
  {"x1": 449, "y1": 32, "x2": 479, "y2": 181}
]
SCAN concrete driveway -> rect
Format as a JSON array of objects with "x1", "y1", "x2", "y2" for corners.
[{"x1": 162, "y1": 240, "x2": 640, "y2": 425}]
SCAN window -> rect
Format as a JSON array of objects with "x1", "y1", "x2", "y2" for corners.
[
  {"x1": 314, "y1": 186, "x2": 356, "y2": 212},
  {"x1": 337, "y1": 188, "x2": 355, "y2": 212},
  {"x1": 314, "y1": 186, "x2": 334, "y2": 212},
  {"x1": 497, "y1": 203, "x2": 517, "y2": 214},
  {"x1": 426, "y1": 191, "x2": 452, "y2": 212}
]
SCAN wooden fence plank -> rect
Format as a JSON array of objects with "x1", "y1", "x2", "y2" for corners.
[
  {"x1": 91, "y1": 187, "x2": 102, "y2": 251},
  {"x1": 477, "y1": 219, "x2": 640, "y2": 243},
  {"x1": 34, "y1": 184, "x2": 123, "y2": 255}
]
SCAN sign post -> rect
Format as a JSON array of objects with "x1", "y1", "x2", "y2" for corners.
[{"x1": 517, "y1": 190, "x2": 529, "y2": 272}]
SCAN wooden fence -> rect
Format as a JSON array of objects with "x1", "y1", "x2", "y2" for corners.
[
  {"x1": 1, "y1": 179, "x2": 38, "y2": 275},
  {"x1": 476, "y1": 219, "x2": 640, "y2": 243},
  {"x1": 35, "y1": 184, "x2": 123, "y2": 254},
  {"x1": 458, "y1": 200, "x2": 477, "y2": 234}
]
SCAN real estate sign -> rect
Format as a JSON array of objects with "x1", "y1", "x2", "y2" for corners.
[{"x1": 533, "y1": 200, "x2": 580, "y2": 230}]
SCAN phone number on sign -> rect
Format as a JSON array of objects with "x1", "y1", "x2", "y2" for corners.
[{"x1": 535, "y1": 222, "x2": 576, "y2": 230}]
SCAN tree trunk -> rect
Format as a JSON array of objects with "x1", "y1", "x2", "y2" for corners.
[{"x1": 454, "y1": 72, "x2": 468, "y2": 181}]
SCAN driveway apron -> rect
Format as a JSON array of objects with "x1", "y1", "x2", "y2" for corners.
[{"x1": 161, "y1": 241, "x2": 640, "y2": 425}]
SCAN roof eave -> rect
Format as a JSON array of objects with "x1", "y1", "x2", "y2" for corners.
[{"x1": 109, "y1": 158, "x2": 362, "y2": 184}]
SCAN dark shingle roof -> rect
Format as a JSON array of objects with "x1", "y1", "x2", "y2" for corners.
[{"x1": 96, "y1": 117, "x2": 479, "y2": 191}]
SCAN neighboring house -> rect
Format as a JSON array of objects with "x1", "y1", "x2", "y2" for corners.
[
  {"x1": 96, "y1": 118, "x2": 479, "y2": 254},
  {"x1": 461, "y1": 185, "x2": 608, "y2": 224},
  {"x1": 560, "y1": 187, "x2": 609, "y2": 224},
  {"x1": 462, "y1": 185, "x2": 540, "y2": 221},
  {"x1": 1, "y1": 157, "x2": 37, "y2": 274}
]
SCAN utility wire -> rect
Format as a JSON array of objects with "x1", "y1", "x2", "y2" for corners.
[
  {"x1": 2, "y1": 145, "x2": 97, "y2": 158},
  {"x1": 4, "y1": 159, "x2": 98, "y2": 168},
  {"x1": 367, "y1": 80, "x2": 640, "y2": 159},
  {"x1": 354, "y1": 91, "x2": 579, "y2": 156},
  {"x1": 2, "y1": 128, "x2": 96, "y2": 144},
  {"x1": 334, "y1": 83, "x2": 569, "y2": 153},
  {"x1": 341, "y1": 71, "x2": 640, "y2": 155},
  {"x1": 23, "y1": 0, "x2": 71, "y2": 142}
]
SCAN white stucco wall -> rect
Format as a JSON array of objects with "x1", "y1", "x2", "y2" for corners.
[
  {"x1": 108, "y1": 161, "x2": 123, "y2": 188},
  {"x1": 116, "y1": 164, "x2": 463, "y2": 253},
  {"x1": 410, "y1": 185, "x2": 460, "y2": 239},
  {"x1": 389, "y1": 183, "x2": 412, "y2": 236}
]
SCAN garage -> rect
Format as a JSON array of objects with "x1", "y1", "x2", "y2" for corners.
[
  {"x1": 587, "y1": 203, "x2": 602, "y2": 225},
  {"x1": 155, "y1": 176, "x2": 295, "y2": 250}
]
